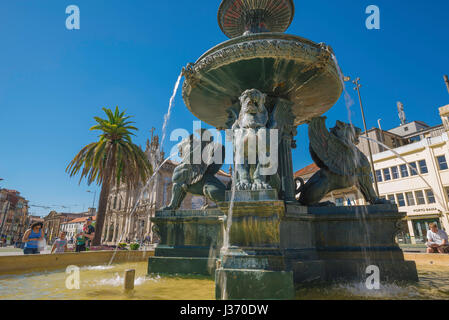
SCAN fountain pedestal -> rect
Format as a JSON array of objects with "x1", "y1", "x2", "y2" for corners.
[
  {"x1": 282, "y1": 204, "x2": 419, "y2": 284},
  {"x1": 148, "y1": 209, "x2": 224, "y2": 276},
  {"x1": 215, "y1": 190, "x2": 295, "y2": 300}
]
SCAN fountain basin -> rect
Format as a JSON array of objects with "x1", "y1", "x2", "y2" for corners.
[
  {"x1": 0, "y1": 259, "x2": 447, "y2": 300},
  {"x1": 182, "y1": 33, "x2": 343, "y2": 129},
  {"x1": 0, "y1": 250, "x2": 154, "y2": 275}
]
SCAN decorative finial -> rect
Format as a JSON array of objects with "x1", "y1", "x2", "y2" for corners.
[
  {"x1": 397, "y1": 101, "x2": 407, "y2": 126},
  {"x1": 218, "y1": 0, "x2": 295, "y2": 38}
]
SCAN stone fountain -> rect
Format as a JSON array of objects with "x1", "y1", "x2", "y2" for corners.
[{"x1": 148, "y1": 0, "x2": 418, "y2": 300}]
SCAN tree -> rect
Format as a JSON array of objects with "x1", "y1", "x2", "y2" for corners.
[{"x1": 67, "y1": 107, "x2": 152, "y2": 246}]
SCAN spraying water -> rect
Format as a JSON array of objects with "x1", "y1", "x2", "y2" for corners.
[
  {"x1": 161, "y1": 72, "x2": 183, "y2": 147},
  {"x1": 331, "y1": 52, "x2": 374, "y2": 270},
  {"x1": 107, "y1": 72, "x2": 184, "y2": 265},
  {"x1": 331, "y1": 53, "x2": 355, "y2": 124}
]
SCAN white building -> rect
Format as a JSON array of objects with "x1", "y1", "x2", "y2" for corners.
[
  {"x1": 373, "y1": 132, "x2": 449, "y2": 243},
  {"x1": 60, "y1": 216, "x2": 96, "y2": 241}
]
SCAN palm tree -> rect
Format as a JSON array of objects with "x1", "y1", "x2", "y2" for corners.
[{"x1": 67, "y1": 107, "x2": 152, "y2": 246}]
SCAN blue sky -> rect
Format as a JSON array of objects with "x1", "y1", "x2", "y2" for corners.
[{"x1": 1, "y1": 0, "x2": 448, "y2": 216}]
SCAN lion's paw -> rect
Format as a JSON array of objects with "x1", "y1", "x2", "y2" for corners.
[
  {"x1": 251, "y1": 180, "x2": 271, "y2": 191},
  {"x1": 236, "y1": 180, "x2": 251, "y2": 191}
]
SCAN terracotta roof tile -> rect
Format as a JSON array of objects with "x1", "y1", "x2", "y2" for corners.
[
  {"x1": 294, "y1": 163, "x2": 319, "y2": 178},
  {"x1": 63, "y1": 216, "x2": 96, "y2": 224}
]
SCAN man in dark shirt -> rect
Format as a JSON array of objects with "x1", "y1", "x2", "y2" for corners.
[{"x1": 83, "y1": 218, "x2": 95, "y2": 248}]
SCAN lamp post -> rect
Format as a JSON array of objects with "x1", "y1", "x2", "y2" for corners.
[
  {"x1": 344, "y1": 77, "x2": 380, "y2": 197},
  {"x1": 87, "y1": 190, "x2": 97, "y2": 209},
  {"x1": 444, "y1": 75, "x2": 449, "y2": 94}
]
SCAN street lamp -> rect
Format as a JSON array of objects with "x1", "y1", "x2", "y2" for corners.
[
  {"x1": 344, "y1": 77, "x2": 380, "y2": 197},
  {"x1": 444, "y1": 75, "x2": 449, "y2": 94},
  {"x1": 87, "y1": 190, "x2": 97, "y2": 209},
  {"x1": 377, "y1": 119, "x2": 382, "y2": 131}
]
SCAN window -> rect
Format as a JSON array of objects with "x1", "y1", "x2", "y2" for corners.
[
  {"x1": 396, "y1": 194, "x2": 406, "y2": 207},
  {"x1": 415, "y1": 191, "x2": 426, "y2": 205},
  {"x1": 375, "y1": 170, "x2": 383, "y2": 183},
  {"x1": 409, "y1": 162, "x2": 418, "y2": 176},
  {"x1": 405, "y1": 192, "x2": 416, "y2": 206},
  {"x1": 391, "y1": 166, "x2": 399, "y2": 179},
  {"x1": 400, "y1": 165, "x2": 409, "y2": 178},
  {"x1": 437, "y1": 156, "x2": 448, "y2": 171},
  {"x1": 426, "y1": 190, "x2": 436, "y2": 204},
  {"x1": 383, "y1": 168, "x2": 391, "y2": 181},
  {"x1": 446, "y1": 187, "x2": 449, "y2": 201},
  {"x1": 387, "y1": 195, "x2": 396, "y2": 205},
  {"x1": 418, "y1": 160, "x2": 428, "y2": 174}
]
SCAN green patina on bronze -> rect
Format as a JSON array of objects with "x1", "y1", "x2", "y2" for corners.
[
  {"x1": 182, "y1": 33, "x2": 342, "y2": 130},
  {"x1": 148, "y1": 0, "x2": 418, "y2": 300},
  {"x1": 297, "y1": 117, "x2": 391, "y2": 206}
]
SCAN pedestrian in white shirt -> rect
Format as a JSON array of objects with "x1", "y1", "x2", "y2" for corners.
[{"x1": 426, "y1": 223, "x2": 449, "y2": 254}]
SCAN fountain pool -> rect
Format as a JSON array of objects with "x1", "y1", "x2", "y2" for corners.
[
  {"x1": 0, "y1": 262, "x2": 214, "y2": 300},
  {"x1": 0, "y1": 262, "x2": 448, "y2": 300}
]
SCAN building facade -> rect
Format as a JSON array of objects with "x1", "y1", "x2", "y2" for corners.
[
  {"x1": 60, "y1": 216, "x2": 96, "y2": 241},
  {"x1": 0, "y1": 189, "x2": 30, "y2": 244},
  {"x1": 43, "y1": 208, "x2": 95, "y2": 244}
]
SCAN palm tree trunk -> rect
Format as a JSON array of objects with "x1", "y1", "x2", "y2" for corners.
[
  {"x1": 92, "y1": 148, "x2": 115, "y2": 247},
  {"x1": 92, "y1": 180, "x2": 111, "y2": 246}
]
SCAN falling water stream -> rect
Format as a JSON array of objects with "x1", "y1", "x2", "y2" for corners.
[
  {"x1": 222, "y1": 167, "x2": 237, "y2": 253},
  {"x1": 107, "y1": 72, "x2": 184, "y2": 266},
  {"x1": 332, "y1": 53, "x2": 374, "y2": 269},
  {"x1": 161, "y1": 72, "x2": 183, "y2": 147}
]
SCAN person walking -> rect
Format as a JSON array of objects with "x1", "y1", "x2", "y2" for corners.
[
  {"x1": 22, "y1": 222, "x2": 44, "y2": 255},
  {"x1": 83, "y1": 218, "x2": 95, "y2": 248},
  {"x1": 75, "y1": 226, "x2": 87, "y2": 252}
]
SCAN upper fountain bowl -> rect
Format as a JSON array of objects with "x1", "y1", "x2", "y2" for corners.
[
  {"x1": 182, "y1": 32, "x2": 343, "y2": 129},
  {"x1": 218, "y1": 0, "x2": 295, "y2": 38}
]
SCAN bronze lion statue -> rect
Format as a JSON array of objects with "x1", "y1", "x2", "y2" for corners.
[{"x1": 297, "y1": 117, "x2": 388, "y2": 206}]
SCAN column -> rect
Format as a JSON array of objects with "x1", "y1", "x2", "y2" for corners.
[
  {"x1": 101, "y1": 216, "x2": 107, "y2": 244},
  {"x1": 105, "y1": 217, "x2": 111, "y2": 243},
  {"x1": 111, "y1": 215, "x2": 117, "y2": 244},
  {"x1": 274, "y1": 99, "x2": 296, "y2": 202}
]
